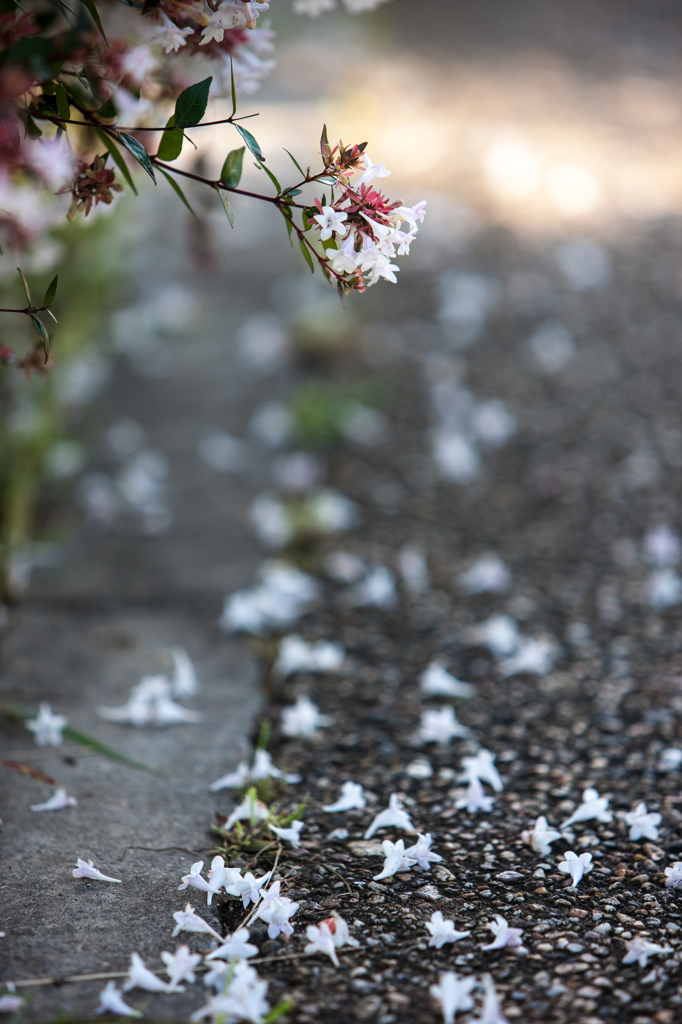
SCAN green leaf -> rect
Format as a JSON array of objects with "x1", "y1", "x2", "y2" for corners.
[
  {"x1": 284, "y1": 148, "x2": 305, "y2": 176},
  {"x1": 256, "y1": 718, "x2": 271, "y2": 750},
  {"x1": 77, "y1": 0, "x2": 108, "y2": 42},
  {"x1": 16, "y1": 267, "x2": 31, "y2": 304},
  {"x1": 299, "y1": 237, "x2": 314, "y2": 273},
  {"x1": 220, "y1": 147, "x2": 244, "y2": 188},
  {"x1": 282, "y1": 188, "x2": 302, "y2": 198},
  {"x1": 54, "y1": 82, "x2": 70, "y2": 121},
  {"x1": 30, "y1": 315, "x2": 49, "y2": 361},
  {"x1": 43, "y1": 274, "x2": 58, "y2": 307},
  {"x1": 257, "y1": 159, "x2": 280, "y2": 193},
  {"x1": 320, "y1": 122, "x2": 329, "y2": 154},
  {"x1": 217, "y1": 188, "x2": 236, "y2": 228},
  {"x1": 317, "y1": 175, "x2": 337, "y2": 186},
  {"x1": 263, "y1": 1000, "x2": 296, "y2": 1024},
  {"x1": 235, "y1": 124, "x2": 264, "y2": 162},
  {"x1": 94, "y1": 128, "x2": 138, "y2": 196},
  {"x1": 282, "y1": 212, "x2": 293, "y2": 243},
  {"x1": 96, "y1": 96, "x2": 117, "y2": 119},
  {"x1": 62, "y1": 726, "x2": 155, "y2": 773},
  {"x1": 159, "y1": 168, "x2": 198, "y2": 222},
  {"x1": 157, "y1": 115, "x2": 183, "y2": 161},
  {"x1": 117, "y1": 132, "x2": 156, "y2": 184},
  {"x1": 230, "y1": 56, "x2": 237, "y2": 117},
  {"x1": 174, "y1": 76, "x2": 212, "y2": 128}
]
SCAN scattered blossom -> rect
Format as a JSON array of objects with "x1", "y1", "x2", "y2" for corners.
[
  {"x1": 123, "y1": 952, "x2": 173, "y2": 993},
  {"x1": 323, "y1": 781, "x2": 366, "y2": 812},
  {"x1": 405, "y1": 833, "x2": 443, "y2": 870},
  {"x1": 560, "y1": 787, "x2": 613, "y2": 829},
  {"x1": 470, "y1": 615, "x2": 519, "y2": 657},
  {"x1": 557, "y1": 850, "x2": 593, "y2": 888},
  {"x1": 205, "y1": 928, "x2": 259, "y2": 962},
  {"x1": 521, "y1": 816, "x2": 562, "y2": 856},
  {"x1": 178, "y1": 858, "x2": 228, "y2": 905},
  {"x1": 191, "y1": 960, "x2": 269, "y2": 1023},
  {"x1": 0, "y1": 996, "x2": 25, "y2": 1014},
  {"x1": 170, "y1": 647, "x2": 199, "y2": 697},
  {"x1": 426, "y1": 911, "x2": 471, "y2": 949},
  {"x1": 210, "y1": 749, "x2": 301, "y2": 791},
  {"x1": 664, "y1": 862, "x2": 682, "y2": 887},
  {"x1": 459, "y1": 553, "x2": 510, "y2": 594},
  {"x1": 419, "y1": 660, "x2": 475, "y2": 699},
  {"x1": 481, "y1": 915, "x2": 524, "y2": 950},
  {"x1": 220, "y1": 561, "x2": 319, "y2": 635},
  {"x1": 26, "y1": 702, "x2": 67, "y2": 746},
  {"x1": 624, "y1": 802, "x2": 662, "y2": 841},
  {"x1": 645, "y1": 567, "x2": 682, "y2": 609},
  {"x1": 172, "y1": 904, "x2": 223, "y2": 941},
  {"x1": 225, "y1": 794, "x2": 271, "y2": 831},
  {"x1": 374, "y1": 838, "x2": 416, "y2": 880},
  {"x1": 304, "y1": 912, "x2": 359, "y2": 966},
  {"x1": 73, "y1": 858, "x2": 121, "y2": 883},
  {"x1": 460, "y1": 749, "x2": 503, "y2": 792},
  {"x1": 456, "y1": 777, "x2": 494, "y2": 814},
  {"x1": 364, "y1": 793, "x2": 414, "y2": 839},
  {"x1": 274, "y1": 635, "x2": 345, "y2": 677},
  {"x1": 226, "y1": 869, "x2": 272, "y2": 908},
  {"x1": 31, "y1": 787, "x2": 77, "y2": 812},
  {"x1": 644, "y1": 525, "x2": 680, "y2": 566},
  {"x1": 269, "y1": 819, "x2": 305, "y2": 848},
  {"x1": 498, "y1": 637, "x2": 556, "y2": 677},
  {"x1": 477, "y1": 975, "x2": 510, "y2": 1024},
  {"x1": 255, "y1": 880, "x2": 299, "y2": 938},
  {"x1": 430, "y1": 972, "x2": 476, "y2": 1024},
  {"x1": 622, "y1": 936, "x2": 672, "y2": 967},
  {"x1": 95, "y1": 982, "x2": 140, "y2": 1017},
  {"x1": 161, "y1": 946, "x2": 202, "y2": 990},
  {"x1": 418, "y1": 706, "x2": 471, "y2": 745},
  {"x1": 397, "y1": 543, "x2": 429, "y2": 595},
  {"x1": 99, "y1": 674, "x2": 201, "y2": 727},
  {"x1": 281, "y1": 695, "x2": 332, "y2": 737},
  {"x1": 346, "y1": 566, "x2": 398, "y2": 608}
]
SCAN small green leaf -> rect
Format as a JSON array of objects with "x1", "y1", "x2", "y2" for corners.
[
  {"x1": 157, "y1": 115, "x2": 183, "y2": 161},
  {"x1": 54, "y1": 82, "x2": 70, "y2": 121},
  {"x1": 117, "y1": 132, "x2": 156, "y2": 183},
  {"x1": 230, "y1": 56, "x2": 237, "y2": 117},
  {"x1": 256, "y1": 718, "x2": 271, "y2": 750},
  {"x1": 94, "y1": 128, "x2": 138, "y2": 196},
  {"x1": 282, "y1": 212, "x2": 293, "y2": 243},
  {"x1": 159, "y1": 168, "x2": 198, "y2": 222},
  {"x1": 217, "y1": 188, "x2": 236, "y2": 228},
  {"x1": 263, "y1": 1000, "x2": 296, "y2": 1024},
  {"x1": 77, "y1": 0, "x2": 108, "y2": 42},
  {"x1": 220, "y1": 147, "x2": 244, "y2": 188},
  {"x1": 174, "y1": 76, "x2": 212, "y2": 128},
  {"x1": 235, "y1": 124, "x2": 264, "y2": 162},
  {"x1": 282, "y1": 187, "x2": 302, "y2": 198},
  {"x1": 43, "y1": 273, "x2": 58, "y2": 307},
  {"x1": 30, "y1": 314, "x2": 49, "y2": 361},
  {"x1": 257, "y1": 159, "x2": 281, "y2": 193},
  {"x1": 96, "y1": 96, "x2": 117, "y2": 119},
  {"x1": 317, "y1": 175, "x2": 337, "y2": 186},
  {"x1": 16, "y1": 267, "x2": 31, "y2": 304},
  {"x1": 62, "y1": 726, "x2": 155, "y2": 773},
  {"x1": 299, "y1": 237, "x2": 314, "y2": 273},
  {"x1": 284, "y1": 148, "x2": 305, "y2": 176}
]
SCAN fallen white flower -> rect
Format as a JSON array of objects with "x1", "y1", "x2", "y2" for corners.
[
  {"x1": 305, "y1": 489, "x2": 358, "y2": 534},
  {"x1": 31, "y1": 787, "x2": 77, "y2": 812},
  {"x1": 225, "y1": 870, "x2": 272, "y2": 908},
  {"x1": 560, "y1": 787, "x2": 613, "y2": 829},
  {"x1": 430, "y1": 971, "x2": 476, "y2": 1024},
  {"x1": 254, "y1": 880, "x2": 299, "y2": 938},
  {"x1": 624, "y1": 802, "x2": 661, "y2": 841},
  {"x1": 178, "y1": 859, "x2": 226, "y2": 905},
  {"x1": 455, "y1": 777, "x2": 494, "y2": 814},
  {"x1": 498, "y1": 636, "x2": 555, "y2": 677},
  {"x1": 191, "y1": 960, "x2": 269, "y2": 1023},
  {"x1": 420, "y1": 660, "x2": 475, "y2": 699},
  {"x1": 346, "y1": 566, "x2": 398, "y2": 608},
  {"x1": 95, "y1": 982, "x2": 140, "y2": 1017},
  {"x1": 26, "y1": 702, "x2": 68, "y2": 747},
  {"x1": 364, "y1": 793, "x2": 414, "y2": 839},
  {"x1": 481, "y1": 915, "x2": 524, "y2": 950},
  {"x1": 172, "y1": 903, "x2": 223, "y2": 941},
  {"x1": 225, "y1": 794, "x2": 270, "y2": 831},
  {"x1": 397, "y1": 544, "x2": 429, "y2": 595},
  {"x1": 426, "y1": 910, "x2": 470, "y2": 949},
  {"x1": 460, "y1": 749, "x2": 503, "y2": 792},
  {"x1": 645, "y1": 567, "x2": 682, "y2": 609},
  {"x1": 644, "y1": 525, "x2": 680, "y2": 566},
  {"x1": 323, "y1": 550, "x2": 366, "y2": 582},
  {"x1": 304, "y1": 912, "x2": 359, "y2": 966},
  {"x1": 219, "y1": 560, "x2": 319, "y2": 635},
  {"x1": 521, "y1": 816, "x2": 562, "y2": 856},
  {"x1": 281, "y1": 695, "x2": 332, "y2": 737},
  {"x1": 170, "y1": 647, "x2": 199, "y2": 697},
  {"x1": 269, "y1": 819, "x2": 305, "y2": 848},
  {"x1": 123, "y1": 952, "x2": 174, "y2": 993},
  {"x1": 374, "y1": 838, "x2": 417, "y2": 880},
  {"x1": 0, "y1": 995, "x2": 25, "y2": 1014},
  {"x1": 323, "y1": 780, "x2": 366, "y2": 812},
  {"x1": 405, "y1": 833, "x2": 443, "y2": 870},
  {"x1": 249, "y1": 492, "x2": 293, "y2": 548},
  {"x1": 459, "y1": 553, "x2": 510, "y2": 595},
  {"x1": 476, "y1": 974, "x2": 510, "y2": 1024},
  {"x1": 557, "y1": 850, "x2": 593, "y2": 888},
  {"x1": 404, "y1": 759, "x2": 433, "y2": 779},
  {"x1": 665, "y1": 862, "x2": 682, "y2": 887},
  {"x1": 622, "y1": 936, "x2": 672, "y2": 967},
  {"x1": 209, "y1": 749, "x2": 300, "y2": 791},
  {"x1": 73, "y1": 858, "x2": 121, "y2": 883},
  {"x1": 470, "y1": 614, "x2": 519, "y2": 657},
  {"x1": 274, "y1": 635, "x2": 345, "y2": 678},
  {"x1": 658, "y1": 747, "x2": 682, "y2": 772},
  {"x1": 205, "y1": 928, "x2": 258, "y2": 962},
  {"x1": 418, "y1": 706, "x2": 470, "y2": 745},
  {"x1": 99, "y1": 674, "x2": 202, "y2": 727},
  {"x1": 161, "y1": 945, "x2": 201, "y2": 990}
]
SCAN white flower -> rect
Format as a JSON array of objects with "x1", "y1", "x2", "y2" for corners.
[
  {"x1": 459, "y1": 554, "x2": 511, "y2": 595},
  {"x1": 419, "y1": 660, "x2": 475, "y2": 699},
  {"x1": 161, "y1": 946, "x2": 201, "y2": 990},
  {"x1": 120, "y1": 45, "x2": 157, "y2": 87},
  {"x1": 481, "y1": 915, "x2": 524, "y2": 950},
  {"x1": 665, "y1": 862, "x2": 682, "y2": 887},
  {"x1": 622, "y1": 936, "x2": 672, "y2": 967},
  {"x1": 557, "y1": 850, "x2": 593, "y2": 888},
  {"x1": 31, "y1": 787, "x2": 77, "y2": 812},
  {"x1": 498, "y1": 637, "x2": 555, "y2": 677},
  {"x1": 460, "y1": 749, "x2": 503, "y2": 792},
  {"x1": 356, "y1": 242, "x2": 400, "y2": 286},
  {"x1": 210, "y1": 750, "x2": 300, "y2": 791},
  {"x1": 152, "y1": 15, "x2": 194, "y2": 53},
  {"x1": 374, "y1": 838, "x2": 417, "y2": 880},
  {"x1": 275, "y1": 635, "x2": 345, "y2": 677},
  {"x1": 476, "y1": 975, "x2": 510, "y2": 1024},
  {"x1": 624, "y1": 802, "x2": 661, "y2": 841},
  {"x1": 304, "y1": 489, "x2": 358, "y2": 533},
  {"x1": 293, "y1": 0, "x2": 337, "y2": 13},
  {"x1": 0, "y1": 995, "x2": 25, "y2": 1014},
  {"x1": 205, "y1": 928, "x2": 258, "y2": 962},
  {"x1": 73, "y1": 858, "x2": 121, "y2": 883},
  {"x1": 327, "y1": 229, "x2": 359, "y2": 276},
  {"x1": 26, "y1": 702, "x2": 67, "y2": 746},
  {"x1": 644, "y1": 525, "x2": 680, "y2": 566},
  {"x1": 658, "y1": 747, "x2": 682, "y2": 772},
  {"x1": 170, "y1": 647, "x2": 199, "y2": 697},
  {"x1": 430, "y1": 972, "x2": 476, "y2": 1024},
  {"x1": 200, "y1": 14, "x2": 228, "y2": 44},
  {"x1": 323, "y1": 781, "x2": 366, "y2": 812},
  {"x1": 397, "y1": 544, "x2": 429, "y2": 595},
  {"x1": 219, "y1": 560, "x2": 319, "y2": 635},
  {"x1": 269, "y1": 819, "x2": 305, "y2": 848},
  {"x1": 281, "y1": 695, "x2": 332, "y2": 737},
  {"x1": 405, "y1": 833, "x2": 443, "y2": 870},
  {"x1": 178, "y1": 859, "x2": 227, "y2": 905},
  {"x1": 225, "y1": 794, "x2": 270, "y2": 831},
  {"x1": 364, "y1": 793, "x2": 414, "y2": 839},
  {"x1": 432, "y1": 430, "x2": 480, "y2": 483},
  {"x1": 99, "y1": 674, "x2": 201, "y2": 727},
  {"x1": 95, "y1": 982, "x2": 140, "y2": 1017},
  {"x1": 456, "y1": 778, "x2": 493, "y2": 814},
  {"x1": 304, "y1": 912, "x2": 358, "y2": 965},
  {"x1": 172, "y1": 904, "x2": 224, "y2": 941},
  {"x1": 254, "y1": 880, "x2": 299, "y2": 938},
  {"x1": 249, "y1": 494, "x2": 292, "y2": 549},
  {"x1": 225, "y1": 870, "x2": 272, "y2": 908},
  {"x1": 521, "y1": 816, "x2": 562, "y2": 856},
  {"x1": 123, "y1": 952, "x2": 173, "y2": 993},
  {"x1": 418, "y1": 706, "x2": 470, "y2": 745},
  {"x1": 645, "y1": 567, "x2": 682, "y2": 609},
  {"x1": 470, "y1": 615, "x2": 519, "y2": 657},
  {"x1": 426, "y1": 911, "x2": 470, "y2": 949},
  {"x1": 560, "y1": 787, "x2": 613, "y2": 829},
  {"x1": 346, "y1": 566, "x2": 397, "y2": 608},
  {"x1": 191, "y1": 960, "x2": 269, "y2": 1023},
  {"x1": 396, "y1": 200, "x2": 427, "y2": 227},
  {"x1": 314, "y1": 206, "x2": 348, "y2": 241},
  {"x1": 356, "y1": 154, "x2": 391, "y2": 187}
]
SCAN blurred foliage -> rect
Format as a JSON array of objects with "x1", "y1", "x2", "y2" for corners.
[{"x1": 289, "y1": 377, "x2": 388, "y2": 448}]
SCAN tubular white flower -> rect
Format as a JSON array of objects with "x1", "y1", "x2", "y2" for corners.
[
  {"x1": 72, "y1": 858, "x2": 121, "y2": 883},
  {"x1": 557, "y1": 850, "x2": 593, "y2": 888},
  {"x1": 95, "y1": 982, "x2": 140, "y2": 1017},
  {"x1": 364, "y1": 793, "x2": 413, "y2": 839},
  {"x1": 31, "y1": 787, "x2": 77, "y2": 812},
  {"x1": 426, "y1": 911, "x2": 470, "y2": 949},
  {"x1": 323, "y1": 781, "x2": 366, "y2": 812},
  {"x1": 481, "y1": 915, "x2": 523, "y2": 950},
  {"x1": 26, "y1": 703, "x2": 67, "y2": 747},
  {"x1": 123, "y1": 952, "x2": 174, "y2": 993}
]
